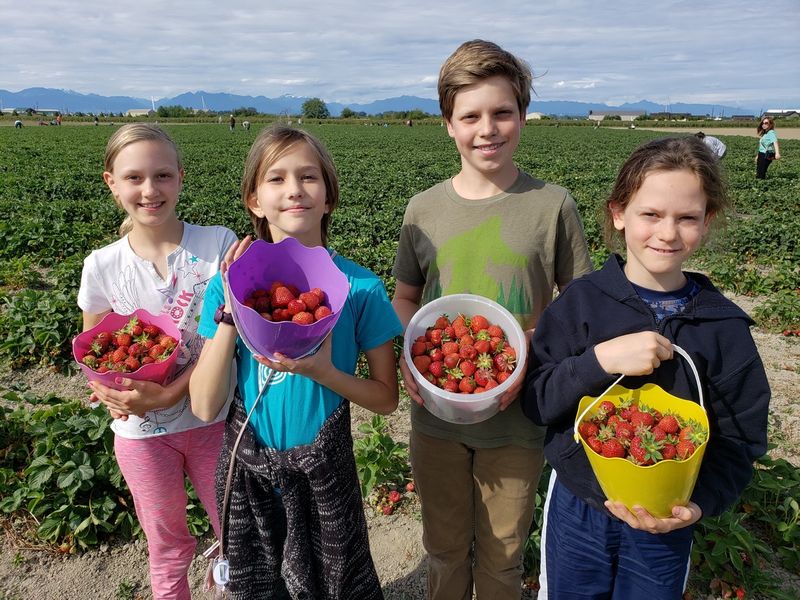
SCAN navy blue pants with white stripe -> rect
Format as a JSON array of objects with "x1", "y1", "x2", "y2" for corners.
[{"x1": 538, "y1": 472, "x2": 694, "y2": 600}]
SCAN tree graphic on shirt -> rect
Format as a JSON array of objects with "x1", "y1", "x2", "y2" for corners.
[{"x1": 433, "y1": 216, "x2": 531, "y2": 319}]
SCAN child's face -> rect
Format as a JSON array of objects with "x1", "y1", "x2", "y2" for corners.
[
  {"x1": 445, "y1": 75, "x2": 525, "y2": 183},
  {"x1": 103, "y1": 140, "x2": 183, "y2": 231},
  {"x1": 247, "y1": 141, "x2": 328, "y2": 247},
  {"x1": 611, "y1": 169, "x2": 711, "y2": 291}
]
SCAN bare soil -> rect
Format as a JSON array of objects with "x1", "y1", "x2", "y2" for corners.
[{"x1": 0, "y1": 292, "x2": 797, "y2": 600}]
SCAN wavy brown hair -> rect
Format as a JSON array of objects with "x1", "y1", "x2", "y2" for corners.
[
  {"x1": 757, "y1": 116, "x2": 775, "y2": 136},
  {"x1": 603, "y1": 136, "x2": 729, "y2": 250}
]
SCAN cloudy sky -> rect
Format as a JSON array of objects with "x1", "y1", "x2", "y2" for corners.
[{"x1": 3, "y1": 1, "x2": 798, "y2": 109}]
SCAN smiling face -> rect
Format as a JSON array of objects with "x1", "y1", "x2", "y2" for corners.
[
  {"x1": 611, "y1": 169, "x2": 710, "y2": 291},
  {"x1": 246, "y1": 141, "x2": 329, "y2": 247},
  {"x1": 445, "y1": 75, "x2": 525, "y2": 191},
  {"x1": 103, "y1": 140, "x2": 183, "y2": 232}
]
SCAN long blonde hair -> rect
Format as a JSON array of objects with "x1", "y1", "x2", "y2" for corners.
[
  {"x1": 240, "y1": 126, "x2": 339, "y2": 246},
  {"x1": 103, "y1": 124, "x2": 182, "y2": 236}
]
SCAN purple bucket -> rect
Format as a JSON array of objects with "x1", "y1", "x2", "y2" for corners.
[
  {"x1": 227, "y1": 238, "x2": 350, "y2": 361},
  {"x1": 72, "y1": 309, "x2": 181, "y2": 391}
]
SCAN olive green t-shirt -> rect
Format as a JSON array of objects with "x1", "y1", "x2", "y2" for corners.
[{"x1": 392, "y1": 171, "x2": 592, "y2": 448}]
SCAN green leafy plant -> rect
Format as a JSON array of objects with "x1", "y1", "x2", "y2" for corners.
[{"x1": 353, "y1": 415, "x2": 410, "y2": 497}]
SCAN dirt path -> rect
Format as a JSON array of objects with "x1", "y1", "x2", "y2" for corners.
[
  {"x1": 0, "y1": 292, "x2": 798, "y2": 599},
  {"x1": 619, "y1": 126, "x2": 800, "y2": 140}
]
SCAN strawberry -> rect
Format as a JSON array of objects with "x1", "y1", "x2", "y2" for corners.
[
  {"x1": 434, "y1": 315, "x2": 450, "y2": 330},
  {"x1": 291, "y1": 311, "x2": 315, "y2": 325},
  {"x1": 587, "y1": 436, "x2": 603, "y2": 454},
  {"x1": 111, "y1": 347, "x2": 129, "y2": 363},
  {"x1": 458, "y1": 377, "x2": 476, "y2": 394},
  {"x1": 142, "y1": 324, "x2": 161, "y2": 339},
  {"x1": 428, "y1": 328, "x2": 444, "y2": 347},
  {"x1": 443, "y1": 353, "x2": 460, "y2": 369},
  {"x1": 598, "y1": 400, "x2": 616, "y2": 417},
  {"x1": 657, "y1": 414, "x2": 680, "y2": 435},
  {"x1": 298, "y1": 291, "x2": 320, "y2": 311},
  {"x1": 601, "y1": 438, "x2": 626, "y2": 458},
  {"x1": 148, "y1": 344, "x2": 166, "y2": 360},
  {"x1": 405, "y1": 481, "x2": 415, "y2": 493},
  {"x1": 474, "y1": 367, "x2": 493, "y2": 387},
  {"x1": 441, "y1": 341, "x2": 459, "y2": 356},
  {"x1": 115, "y1": 331, "x2": 133, "y2": 348},
  {"x1": 429, "y1": 361, "x2": 445, "y2": 378},
  {"x1": 443, "y1": 380, "x2": 459, "y2": 393},
  {"x1": 579, "y1": 421, "x2": 599, "y2": 440},
  {"x1": 460, "y1": 360, "x2": 476, "y2": 377},
  {"x1": 269, "y1": 280, "x2": 286, "y2": 295},
  {"x1": 271, "y1": 286, "x2": 295, "y2": 308},
  {"x1": 459, "y1": 344, "x2": 477, "y2": 360},
  {"x1": 388, "y1": 490, "x2": 402, "y2": 504},
  {"x1": 254, "y1": 296, "x2": 271, "y2": 312},
  {"x1": 382, "y1": 504, "x2": 394, "y2": 515},
  {"x1": 159, "y1": 336, "x2": 177, "y2": 350},
  {"x1": 496, "y1": 370, "x2": 511, "y2": 384},
  {"x1": 661, "y1": 443, "x2": 678, "y2": 460},
  {"x1": 614, "y1": 421, "x2": 635, "y2": 442},
  {"x1": 630, "y1": 410, "x2": 654, "y2": 429},
  {"x1": 676, "y1": 440, "x2": 696, "y2": 460},
  {"x1": 82, "y1": 354, "x2": 99, "y2": 369},
  {"x1": 314, "y1": 305, "x2": 333, "y2": 320},
  {"x1": 286, "y1": 284, "x2": 300, "y2": 297},
  {"x1": 410, "y1": 340, "x2": 427, "y2": 356},
  {"x1": 310, "y1": 287, "x2": 326, "y2": 302},
  {"x1": 93, "y1": 331, "x2": 113, "y2": 351},
  {"x1": 473, "y1": 339, "x2": 491, "y2": 354},
  {"x1": 412, "y1": 355, "x2": 432, "y2": 374},
  {"x1": 287, "y1": 298, "x2": 307, "y2": 316},
  {"x1": 470, "y1": 314, "x2": 490, "y2": 334},
  {"x1": 124, "y1": 356, "x2": 141, "y2": 372},
  {"x1": 141, "y1": 356, "x2": 155, "y2": 365},
  {"x1": 486, "y1": 324, "x2": 504, "y2": 338}
]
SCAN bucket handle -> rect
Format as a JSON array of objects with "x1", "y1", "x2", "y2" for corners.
[{"x1": 573, "y1": 344, "x2": 703, "y2": 443}]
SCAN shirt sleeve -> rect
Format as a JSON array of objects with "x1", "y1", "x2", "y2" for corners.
[
  {"x1": 354, "y1": 280, "x2": 404, "y2": 351},
  {"x1": 392, "y1": 206, "x2": 426, "y2": 287},
  {"x1": 77, "y1": 252, "x2": 112, "y2": 313},
  {"x1": 554, "y1": 192, "x2": 593, "y2": 289}
]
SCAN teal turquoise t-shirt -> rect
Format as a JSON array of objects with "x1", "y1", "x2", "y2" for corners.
[
  {"x1": 758, "y1": 130, "x2": 777, "y2": 153},
  {"x1": 198, "y1": 252, "x2": 402, "y2": 450}
]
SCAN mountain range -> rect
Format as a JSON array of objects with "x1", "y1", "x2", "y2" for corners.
[{"x1": 0, "y1": 87, "x2": 758, "y2": 118}]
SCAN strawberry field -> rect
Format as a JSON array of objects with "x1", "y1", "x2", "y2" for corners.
[{"x1": 0, "y1": 122, "x2": 799, "y2": 599}]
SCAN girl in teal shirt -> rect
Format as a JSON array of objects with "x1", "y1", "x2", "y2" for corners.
[{"x1": 756, "y1": 116, "x2": 781, "y2": 179}]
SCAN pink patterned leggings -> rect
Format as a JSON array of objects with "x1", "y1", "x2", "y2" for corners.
[{"x1": 114, "y1": 421, "x2": 224, "y2": 600}]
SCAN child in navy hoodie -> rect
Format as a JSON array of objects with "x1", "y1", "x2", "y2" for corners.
[{"x1": 522, "y1": 136, "x2": 770, "y2": 599}]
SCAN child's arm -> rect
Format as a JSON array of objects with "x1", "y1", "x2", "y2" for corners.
[
  {"x1": 189, "y1": 237, "x2": 251, "y2": 422},
  {"x1": 774, "y1": 138, "x2": 781, "y2": 159},
  {"x1": 256, "y1": 335, "x2": 399, "y2": 415},
  {"x1": 391, "y1": 281, "x2": 425, "y2": 406}
]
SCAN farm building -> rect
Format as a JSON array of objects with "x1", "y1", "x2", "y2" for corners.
[
  {"x1": 126, "y1": 109, "x2": 155, "y2": 117},
  {"x1": 526, "y1": 112, "x2": 544, "y2": 120},
  {"x1": 765, "y1": 109, "x2": 800, "y2": 119},
  {"x1": 587, "y1": 110, "x2": 645, "y2": 122}
]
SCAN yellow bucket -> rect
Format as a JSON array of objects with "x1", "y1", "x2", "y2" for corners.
[{"x1": 573, "y1": 345, "x2": 709, "y2": 518}]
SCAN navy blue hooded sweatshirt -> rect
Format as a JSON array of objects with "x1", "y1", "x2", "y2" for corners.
[{"x1": 521, "y1": 254, "x2": 770, "y2": 518}]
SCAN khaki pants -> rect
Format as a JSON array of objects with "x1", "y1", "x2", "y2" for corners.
[{"x1": 410, "y1": 429, "x2": 544, "y2": 600}]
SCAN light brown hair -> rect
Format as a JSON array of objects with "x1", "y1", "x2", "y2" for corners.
[
  {"x1": 603, "y1": 136, "x2": 729, "y2": 249},
  {"x1": 240, "y1": 126, "x2": 339, "y2": 245},
  {"x1": 438, "y1": 39, "x2": 532, "y2": 122},
  {"x1": 103, "y1": 123, "x2": 182, "y2": 236}
]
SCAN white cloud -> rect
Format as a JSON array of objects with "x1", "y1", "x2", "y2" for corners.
[{"x1": 1, "y1": 0, "x2": 798, "y2": 107}]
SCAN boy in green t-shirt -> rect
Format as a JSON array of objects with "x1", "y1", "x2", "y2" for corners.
[{"x1": 392, "y1": 39, "x2": 592, "y2": 599}]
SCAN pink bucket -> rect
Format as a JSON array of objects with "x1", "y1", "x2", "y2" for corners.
[
  {"x1": 72, "y1": 309, "x2": 181, "y2": 391},
  {"x1": 227, "y1": 238, "x2": 350, "y2": 361}
]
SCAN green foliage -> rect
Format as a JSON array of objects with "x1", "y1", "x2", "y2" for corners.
[
  {"x1": 0, "y1": 389, "x2": 212, "y2": 551},
  {"x1": 690, "y1": 453, "x2": 800, "y2": 598},
  {"x1": 301, "y1": 97, "x2": 330, "y2": 119},
  {"x1": 353, "y1": 415, "x2": 410, "y2": 497}
]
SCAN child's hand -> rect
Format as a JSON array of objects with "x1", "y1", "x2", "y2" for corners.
[
  {"x1": 594, "y1": 332, "x2": 673, "y2": 376},
  {"x1": 220, "y1": 235, "x2": 253, "y2": 307},
  {"x1": 604, "y1": 500, "x2": 702, "y2": 533},
  {"x1": 254, "y1": 334, "x2": 334, "y2": 381},
  {"x1": 398, "y1": 356, "x2": 424, "y2": 406},
  {"x1": 497, "y1": 327, "x2": 534, "y2": 411},
  {"x1": 88, "y1": 378, "x2": 172, "y2": 419}
]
